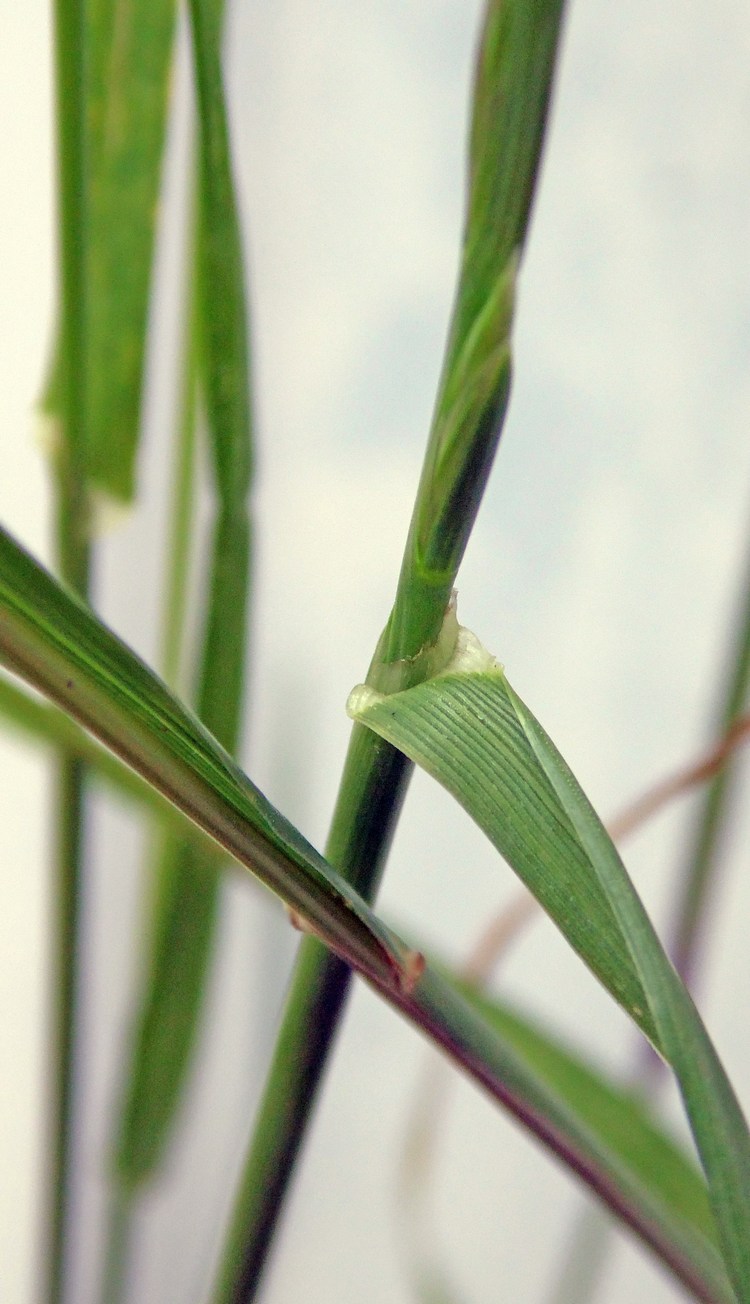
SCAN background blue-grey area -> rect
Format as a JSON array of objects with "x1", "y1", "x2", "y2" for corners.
[{"x1": 1, "y1": 1, "x2": 750, "y2": 1301}]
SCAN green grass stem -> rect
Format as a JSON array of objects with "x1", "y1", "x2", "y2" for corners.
[
  {"x1": 47, "y1": 1, "x2": 91, "y2": 1300},
  {"x1": 213, "y1": 730, "x2": 412, "y2": 1301},
  {"x1": 213, "y1": 3, "x2": 567, "y2": 1298},
  {"x1": 97, "y1": 211, "x2": 202, "y2": 1304},
  {"x1": 159, "y1": 225, "x2": 200, "y2": 695},
  {"x1": 671, "y1": 531, "x2": 750, "y2": 984},
  {"x1": 102, "y1": 0, "x2": 255, "y2": 1289}
]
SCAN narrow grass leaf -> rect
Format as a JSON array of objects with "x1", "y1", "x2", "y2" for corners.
[
  {"x1": 45, "y1": 0, "x2": 177, "y2": 500},
  {"x1": 351, "y1": 631, "x2": 657, "y2": 1046},
  {"x1": 509, "y1": 680, "x2": 750, "y2": 1297},
  {"x1": 88, "y1": 0, "x2": 176, "y2": 499},
  {"x1": 48, "y1": 1, "x2": 92, "y2": 1295},
  {"x1": 111, "y1": 0, "x2": 256, "y2": 1192},
  {"x1": 385, "y1": 0, "x2": 565, "y2": 662},
  {"x1": 349, "y1": 624, "x2": 750, "y2": 1298},
  {"x1": 0, "y1": 524, "x2": 411, "y2": 988},
  {"x1": 189, "y1": 0, "x2": 254, "y2": 509},
  {"x1": 158, "y1": 239, "x2": 201, "y2": 696}
]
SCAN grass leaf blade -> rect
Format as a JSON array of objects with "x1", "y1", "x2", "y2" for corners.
[
  {"x1": 349, "y1": 623, "x2": 750, "y2": 1297},
  {"x1": 0, "y1": 524, "x2": 408, "y2": 987},
  {"x1": 85, "y1": 0, "x2": 176, "y2": 499},
  {"x1": 111, "y1": 0, "x2": 256, "y2": 1194},
  {"x1": 350, "y1": 635, "x2": 657, "y2": 1044}
]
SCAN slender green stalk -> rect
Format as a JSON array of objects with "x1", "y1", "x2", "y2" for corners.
[
  {"x1": 671, "y1": 532, "x2": 750, "y2": 983},
  {"x1": 102, "y1": 0, "x2": 256, "y2": 1288},
  {"x1": 214, "y1": 3, "x2": 567, "y2": 1297},
  {"x1": 97, "y1": 214, "x2": 202, "y2": 1304},
  {"x1": 159, "y1": 233, "x2": 199, "y2": 694},
  {"x1": 112, "y1": 0, "x2": 258, "y2": 1174},
  {"x1": 214, "y1": 732, "x2": 412, "y2": 1302},
  {"x1": 47, "y1": 753, "x2": 88, "y2": 1304},
  {"x1": 47, "y1": 2, "x2": 91, "y2": 1301}
]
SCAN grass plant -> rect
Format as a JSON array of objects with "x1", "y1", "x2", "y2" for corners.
[{"x1": 1, "y1": 2, "x2": 749, "y2": 1302}]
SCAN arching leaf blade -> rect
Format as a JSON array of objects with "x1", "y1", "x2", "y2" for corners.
[
  {"x1": 349, "y1": 626, "x2": 750, "y2": 1297},
  {"x1": 349, "y1": 643, "x2": 657, "y2": 1047},
  {"x1": 0, "y1": 523, "x2": 408, "y2": 987}
]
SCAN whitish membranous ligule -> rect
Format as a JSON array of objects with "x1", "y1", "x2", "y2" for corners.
[{"x1": 347, "y1": 618, "x2": 503, "y2": 720}]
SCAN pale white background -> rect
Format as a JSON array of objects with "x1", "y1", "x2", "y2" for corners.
[{"x1": 2, "y1": 1, "x2": 750, "y2": 1302}]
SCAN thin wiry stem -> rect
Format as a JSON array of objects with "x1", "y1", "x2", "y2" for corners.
[
  {"x1": 670, "y1": 538, "x2": 750, "y2": 986},
  {"x1": 46, "y1": 0, "x2": 92, "y2": 1299}
]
